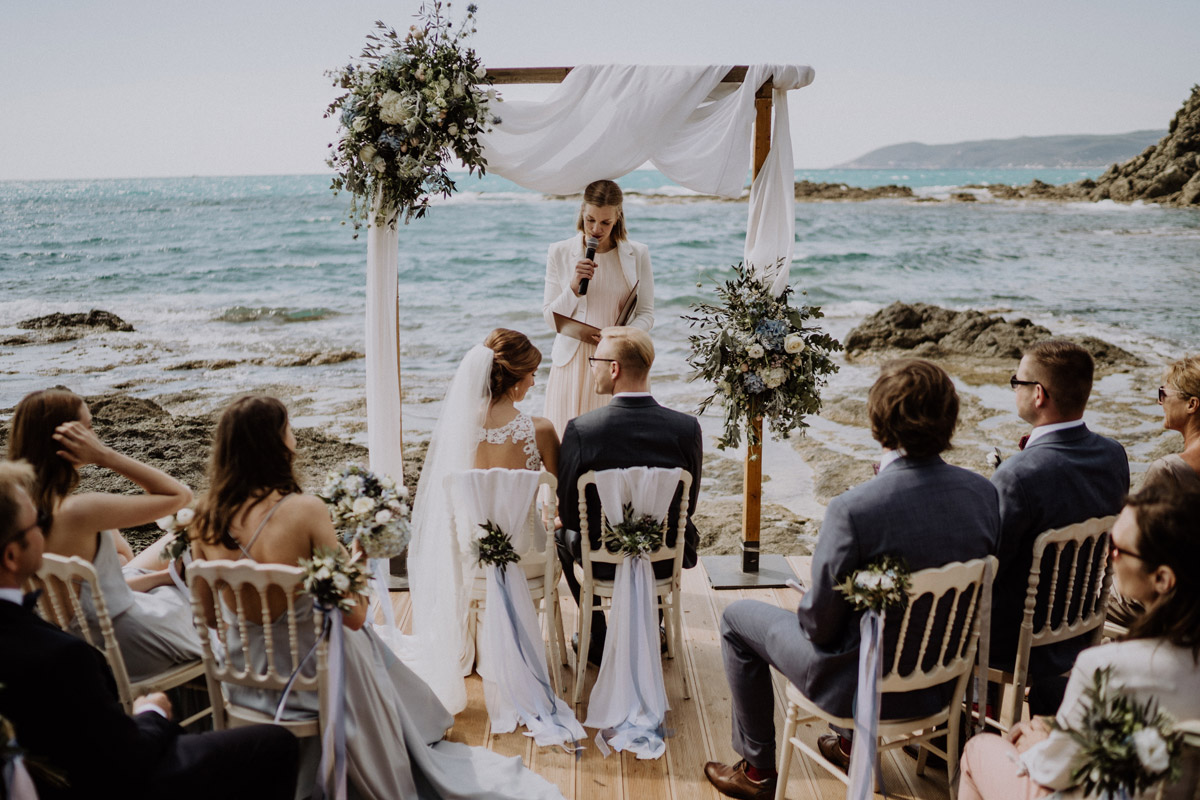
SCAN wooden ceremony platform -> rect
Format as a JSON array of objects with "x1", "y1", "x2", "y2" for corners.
[{"x1": 384, "y1": 556, "x2": 953, "y2": 800}]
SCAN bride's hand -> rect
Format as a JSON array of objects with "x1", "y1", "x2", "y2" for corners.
[
  {"x1": 570, "y1": 258, "x2": 596, "y2": 295},
  {"x1": 52, "y1": 421, "x2": 113, "y2": 468}
]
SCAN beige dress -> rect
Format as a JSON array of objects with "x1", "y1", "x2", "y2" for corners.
[
  {"x1": 1141, "y1": 452, "x2": 1200, "y2": 492},
  {"x1": 544, "y1": 248, "x2": 630, "y2": 437}
]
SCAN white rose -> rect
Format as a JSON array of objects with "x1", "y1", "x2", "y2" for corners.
[
  {"x1": 375, "y1": 509, "x2": 393, "y2": 525},
  {"x1": 439, "y1": 77, "x2": 450, "y2": 90},
  {"x1": 352, "y1": 496, "x2": 375, "y2": 515},
  {"x1": 316, "y1": 566, "x2": 332, "y2": 581},
  {"x1": 784, "y1": 333, "x2": 806, "y2": 354},
  {"x1": 1133, "y1": 727, "x2": 1171, "y2": 774},
  {"x1": 379, "y1": 476, "x2": 395, "y2": 490},
  {"x1": 332, "y1": 572, "x2": 351, "y2": 592},
  {"x1": 351, "y1": 115, "x2": 369, "y2": 133},
  {"x1": 378, "y1": 89, "x2": 407, "y2": 124},
  {"x1": 746, "y1": 343, "x2": 765, "y2": 359},
  {"x1": 447, "y1": 123, "x2": 458, "y2": 136},
  {"x1": 373, "y1": 156, "x2": 387, "y2": 172},
  {"x1": 175, "y1": 508, "x2": 195, "y2": 526},
  {"x1": 474, "y1": 64, "x2": 487, "y2": 79},
  {"x1": 855, "y1": 573, "x2": 883, "y2": 590},
  {"x1": 486, "y1": 88, "x2": 497, "y2": 104},
  {"x1": 453, "y1": 83, "x2": 465, "y2": 98},
  {"x1": 876, "y1": 574, "x2": 895, "y2": 591},
  {"x1": 156, "y1": 515, "x2": 177, "y2": 532},
  {"x1": 359, "y1": 144, "x2": 377, "y2": 163}
]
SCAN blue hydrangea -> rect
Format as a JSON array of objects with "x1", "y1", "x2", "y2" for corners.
[
  {"x1": 755, "y1": 319, "x2": 789, "y2": 352},
  {"x1": 340, "y1": 103, "x2": 360, "y2": 127},
  {"x1": 381, "y1": 52, "x2": 410, "y2": 73},
  {"x1": 378, "y1": 131, "x2": 406, "y2": 153},
  {"x1": 743, "y1": 372, "x2": 767, "y2": 394}
]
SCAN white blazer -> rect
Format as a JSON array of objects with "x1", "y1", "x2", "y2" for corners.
[{"x1": 541, "y1": 236, "x2": 655, "y2": 368}]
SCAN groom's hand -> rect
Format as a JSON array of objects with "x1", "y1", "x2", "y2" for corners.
[{"x1": 133, "y1": 692, "x2": 173, "y2": 720}]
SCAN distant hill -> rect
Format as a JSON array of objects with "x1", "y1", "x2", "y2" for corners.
[{"x1": 839, "y1": 130, "x2": 1166, "y2": 169}]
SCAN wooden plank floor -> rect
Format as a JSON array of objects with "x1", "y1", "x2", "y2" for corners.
[{"x1": 384, "y1": 557, "x2": 952, "y2": 800}]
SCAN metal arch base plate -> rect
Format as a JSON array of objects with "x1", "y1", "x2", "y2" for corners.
[{"x1": 702, "y1": 553, "x2": 796, "y2": 590}]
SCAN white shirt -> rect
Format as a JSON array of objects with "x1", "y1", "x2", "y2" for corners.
[
  {"x1": 0, "y1": 587, "x2": 22, "y2": 605},
  {"x1": 877, "y1": 448, "x2": 907, "y2": 474},
  {"x1": 1026, "y1": 418, "x2": 1085, "y2": 448},
  {"x1": 613, "y1": 391, "x2": 652, "y2": 399}
]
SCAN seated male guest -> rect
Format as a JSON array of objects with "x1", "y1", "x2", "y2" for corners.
[
  {"x1": 704, "y1": 359, "x2": 1000, "y2": 800},
  {"x1": 0, "y1": 460, "x2": 299, "y2": 800},
  {"x1": 555, "y1": 326, "x2": 703, "y2": 655},
  {"x1": 991, "y1": 340, "x2": 1129, "y2": 710}
]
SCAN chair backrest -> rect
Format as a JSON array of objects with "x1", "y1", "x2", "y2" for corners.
[
  {"x1": 27, "y1": 553, "x2": 137, "y2": 710},
  {"x1": 445, "y1": 469, "x2": 558, "y2": 564},
  {"x1": 881, "y1": 556, "x2": 997, "y2": 696},
  {"x1": 576, "y1": 469, "x2": 692, "y2": 573},
  {"x1": 186, "y1": 559, "x2": 326, "y2": 727},
  {"x1": 1023, "y1": 515, "x2": 1116, "y2": 649}
]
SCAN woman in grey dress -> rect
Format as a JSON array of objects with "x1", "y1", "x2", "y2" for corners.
[
  {"x1": 1143, "y1": 354, "x2": 1200, "y2": 492},
  {"x1": 191, "y1": 395, "x2": 564, "y2": 800},
  {"x1": 8, "y1": 388, "x2": 201, "y2": 679}
]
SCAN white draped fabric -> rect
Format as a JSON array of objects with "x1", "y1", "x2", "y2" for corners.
[
  {"x1": 449, "y1": 469, "x2": 585, "y2": 748},
  {"x1": 365, "y1": 209, "x2": 404, "y2": 481},
  {"x1": 583, "y1": 466, "x2": 683, "y2": 760},
  {"x1": 479, "y1": 63, "x2": 814, "y2": 294}
]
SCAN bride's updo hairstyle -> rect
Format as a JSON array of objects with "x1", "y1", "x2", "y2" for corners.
[
  {"x1": 195, "y1": 395, "x2": 301, "y2": 549},
  {"x1": 8, "y1": 388, "x2": 87, "y2": 528},
  {"x1": 483, "y1": 328, "x2": 542, "y2": 400},
  {"x1": 576, "y1": 179, "x2": 627, "y2": 243}
]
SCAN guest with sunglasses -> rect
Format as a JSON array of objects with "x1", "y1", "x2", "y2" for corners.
[
  {"x1": 990, "y1": 340, "x2": 1129, "y2": 713},
  {"x1": 959, "y1": 482, "x2": 1200, "y2": 800}
]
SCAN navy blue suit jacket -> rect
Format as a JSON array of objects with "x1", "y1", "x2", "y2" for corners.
[
  {"x1": 989, "y1": 423, "x2": 1129, "y2": 674},
  {"x1": 557, "y1": 395, "x2": 703, "y2": 567},
  {"x1": 794, "y1": 455, "x2": 1000, "y2": 719}
]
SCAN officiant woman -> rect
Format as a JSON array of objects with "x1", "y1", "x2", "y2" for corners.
[{"x1": 542, "y1": 179, "x2": 655, "y2": 437}]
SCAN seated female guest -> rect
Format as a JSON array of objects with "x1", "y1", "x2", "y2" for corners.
[
  {"x1": 1143, "y1": 355, "x2": 1200, "y2": 492},
  {"x1": 191, "y1": 395, "x2": 563, "y2": 800},
  {"x1": 8, "y1": 389, "x2": 201, "y2": 679},
  {"x1": 959, "y1": 482, "x2": 1200, "y2": 800}
]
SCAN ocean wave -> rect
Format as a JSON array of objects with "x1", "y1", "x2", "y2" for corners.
[{"x1": 214, "y1": 306, "x2": 340, "y2": 323}]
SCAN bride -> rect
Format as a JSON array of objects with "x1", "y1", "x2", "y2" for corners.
[{"x1": 404, "y1": 329, "x2": 559, "y2": 713}]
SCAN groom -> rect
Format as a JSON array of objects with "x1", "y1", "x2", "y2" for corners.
[{"x1": 555, "y1": 326, "x2": 703, "y2": 655}]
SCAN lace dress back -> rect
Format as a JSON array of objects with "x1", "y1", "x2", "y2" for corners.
[{"x1": 476, "y1": 412, "x2": 542, "y2": 471}]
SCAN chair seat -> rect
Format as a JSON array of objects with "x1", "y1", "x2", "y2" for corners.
[
  {"x1": 225, "y1": 703, "x2": 319, "y2": 737},
  {"x1": 130, "y1": 659, "x2": 206, "y2": 696}
]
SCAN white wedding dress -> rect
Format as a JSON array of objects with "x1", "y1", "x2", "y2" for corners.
[{"x1": 399, "y1": 344, "x2": 546, "y2": 714}]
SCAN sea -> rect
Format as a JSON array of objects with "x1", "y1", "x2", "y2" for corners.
[{"x1": 2, "y1": 168, "x2": 1198, "y2": 447}]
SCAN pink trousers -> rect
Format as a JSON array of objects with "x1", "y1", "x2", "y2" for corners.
[{"x1": 958, "y1": 734, "x2": 1053, "y2": 800}]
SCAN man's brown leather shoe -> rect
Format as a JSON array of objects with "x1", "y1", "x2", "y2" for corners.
[
  {"x1": 703, "y1": 759, "x2": 776, "y2": 800},
  {"x1": 817, "y1": 733, "x2": 850, "y2": 772}
]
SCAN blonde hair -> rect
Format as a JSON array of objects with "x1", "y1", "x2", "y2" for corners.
[
  {"x1": 1165, "y1": 355, "x2": 1200, "y2": 398},
  {"x1": 600, "y1": 326, "x2": 654, "y2": 379},
  {"x1": 575, "y1": 179, "x2": 627, "y2": 243},
  {"x1": 0, "y1": 460, "x2": 37, "y2": 551}
]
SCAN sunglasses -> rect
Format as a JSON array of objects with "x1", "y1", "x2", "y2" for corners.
[
  {"x1": 1158, "y1": 386, "x2": 1191, "y2": 404},
  {"x1": 587, "y1": 357, "x2": 617, "y2": 366},
  {"x1": 1009, "y1": 375, "x2": 1045, "y2": 394}
]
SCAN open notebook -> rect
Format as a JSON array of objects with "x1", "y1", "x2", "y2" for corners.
[{"x1": 552, "y1": 281, "x2": 638, "y2": 343}]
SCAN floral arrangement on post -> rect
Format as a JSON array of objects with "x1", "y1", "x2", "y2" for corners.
[
  {"x1": 835, "y1": 555, "x2": 912, "y2": 614},
  {"x1": 1053, "y1": 666, "x2": 1183, "y2": 797},
  {"x1": 473, "y1": 520, "x2": 520, "y2": 568},
  {"x1": 298, "y1": 548, "x2": 372, "y2": 614},
  {"x1": 325, "y1": 1, "x2": 497, "y2": 230},
  {"x1": 602, "y1": 504, "x2": 666, "y2": 557},
  {"x1": 686, "y1": 261, "x2": 841, "y2": 449},
  {"x1": 319, "y1": 463, "x2": 412, "y2": 559}
]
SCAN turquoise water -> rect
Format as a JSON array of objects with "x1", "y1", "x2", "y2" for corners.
[{"x1": 2, "y1": 169, "x2": 1197, "y2": 438}]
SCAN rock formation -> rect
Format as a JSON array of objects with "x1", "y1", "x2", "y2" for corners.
[{"x1": 17, "y1": 310, "x2": 134, "y2": 331}]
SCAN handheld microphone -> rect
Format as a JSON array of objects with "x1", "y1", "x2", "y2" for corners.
[{"x1": 580, "y1": 236, "x2": 599, "y2": 295}]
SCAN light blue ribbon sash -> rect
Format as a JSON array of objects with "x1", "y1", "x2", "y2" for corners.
[{"x1": 847, "y1": 609, "x2": 883, "y2": 800}]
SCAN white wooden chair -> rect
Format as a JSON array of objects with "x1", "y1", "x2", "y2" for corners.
[
  {"x1": 986, "y1": 515, "x2": 1116, "y2": 730},
  {"x1": 775, "y1": 556, "x2": 998, "y2": 800},
  {"x1": 448, "y1": 470, "x2": 568, "y2": 695},
  {"x1": 185, "y1": 559, "x2": 327, "y2": 738},
  {"x1": 572, "y1": 469, "x2": 692, "y2": 706},
  {"x1": 28, "y1": 552, "x2": 209, "y2": 725}
]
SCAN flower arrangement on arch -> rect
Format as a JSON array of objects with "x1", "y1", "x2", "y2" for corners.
[
  {"x1": 299, "y1": 548, "x2": 372, "y2": 614},
  {"x1": 1053, "y1": 666, "x2": 1183, "y2": 797},
  {"x1": 602, "y1": 504, "x2": 666, "y2": 557},
  {"x1": 835, "y1": 555, "x2": 912, "y2": 614},
  {"x1": 318, "y1": 463, "x2": 411, "y2": 560},
  {"x1": 686, "y1": 261, "x2": 841, "y2": 449},
  {"x1": 325, "y1": 1, "x2": 497, "y2": 229}
]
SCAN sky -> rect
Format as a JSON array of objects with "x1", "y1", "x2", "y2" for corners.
[{"x1": 1, "y1": 0, "x2": 1197, "y2": 180}]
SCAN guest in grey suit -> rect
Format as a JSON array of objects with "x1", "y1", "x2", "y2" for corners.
[
  {"x1": 705, "y1": 359, "x2": 1000, "y2": 800},
  {"x1": 555, "y1": 326, "x2": 702, "y2": 652},
  {"x1": 990, "y1": 340, "x2": 1129, "y2": 703}
]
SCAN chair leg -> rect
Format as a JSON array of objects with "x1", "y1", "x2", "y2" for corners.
[
  {"x1": 555, "y1": 584, "x2": 568, "y2": 667},
  {"x1": 541, "y1": 591, "x2": 562, "y2": 698},
  {"x1": 574, "y1": 586, "x2": 594, "y2": 706},
  {"x1": 775, "y1": 701, "x2": 800, "y2": 800},
  {"x1": 947, "y1": 701, "x2": 964, "y2": 800},
  {"x1": 669, "y1": 588, "x2": 689, "y2": 700}
]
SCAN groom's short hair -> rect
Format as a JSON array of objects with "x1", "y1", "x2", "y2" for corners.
[
  {"x1": 600, "y1": 326, "x2": 654, "y2": 379},
  {"x1": 868, "y1": 359, "x2": 958, "y2": 458},
  {"x1": 0, "y1": 461, "x2": 36, "y2": 551}
]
